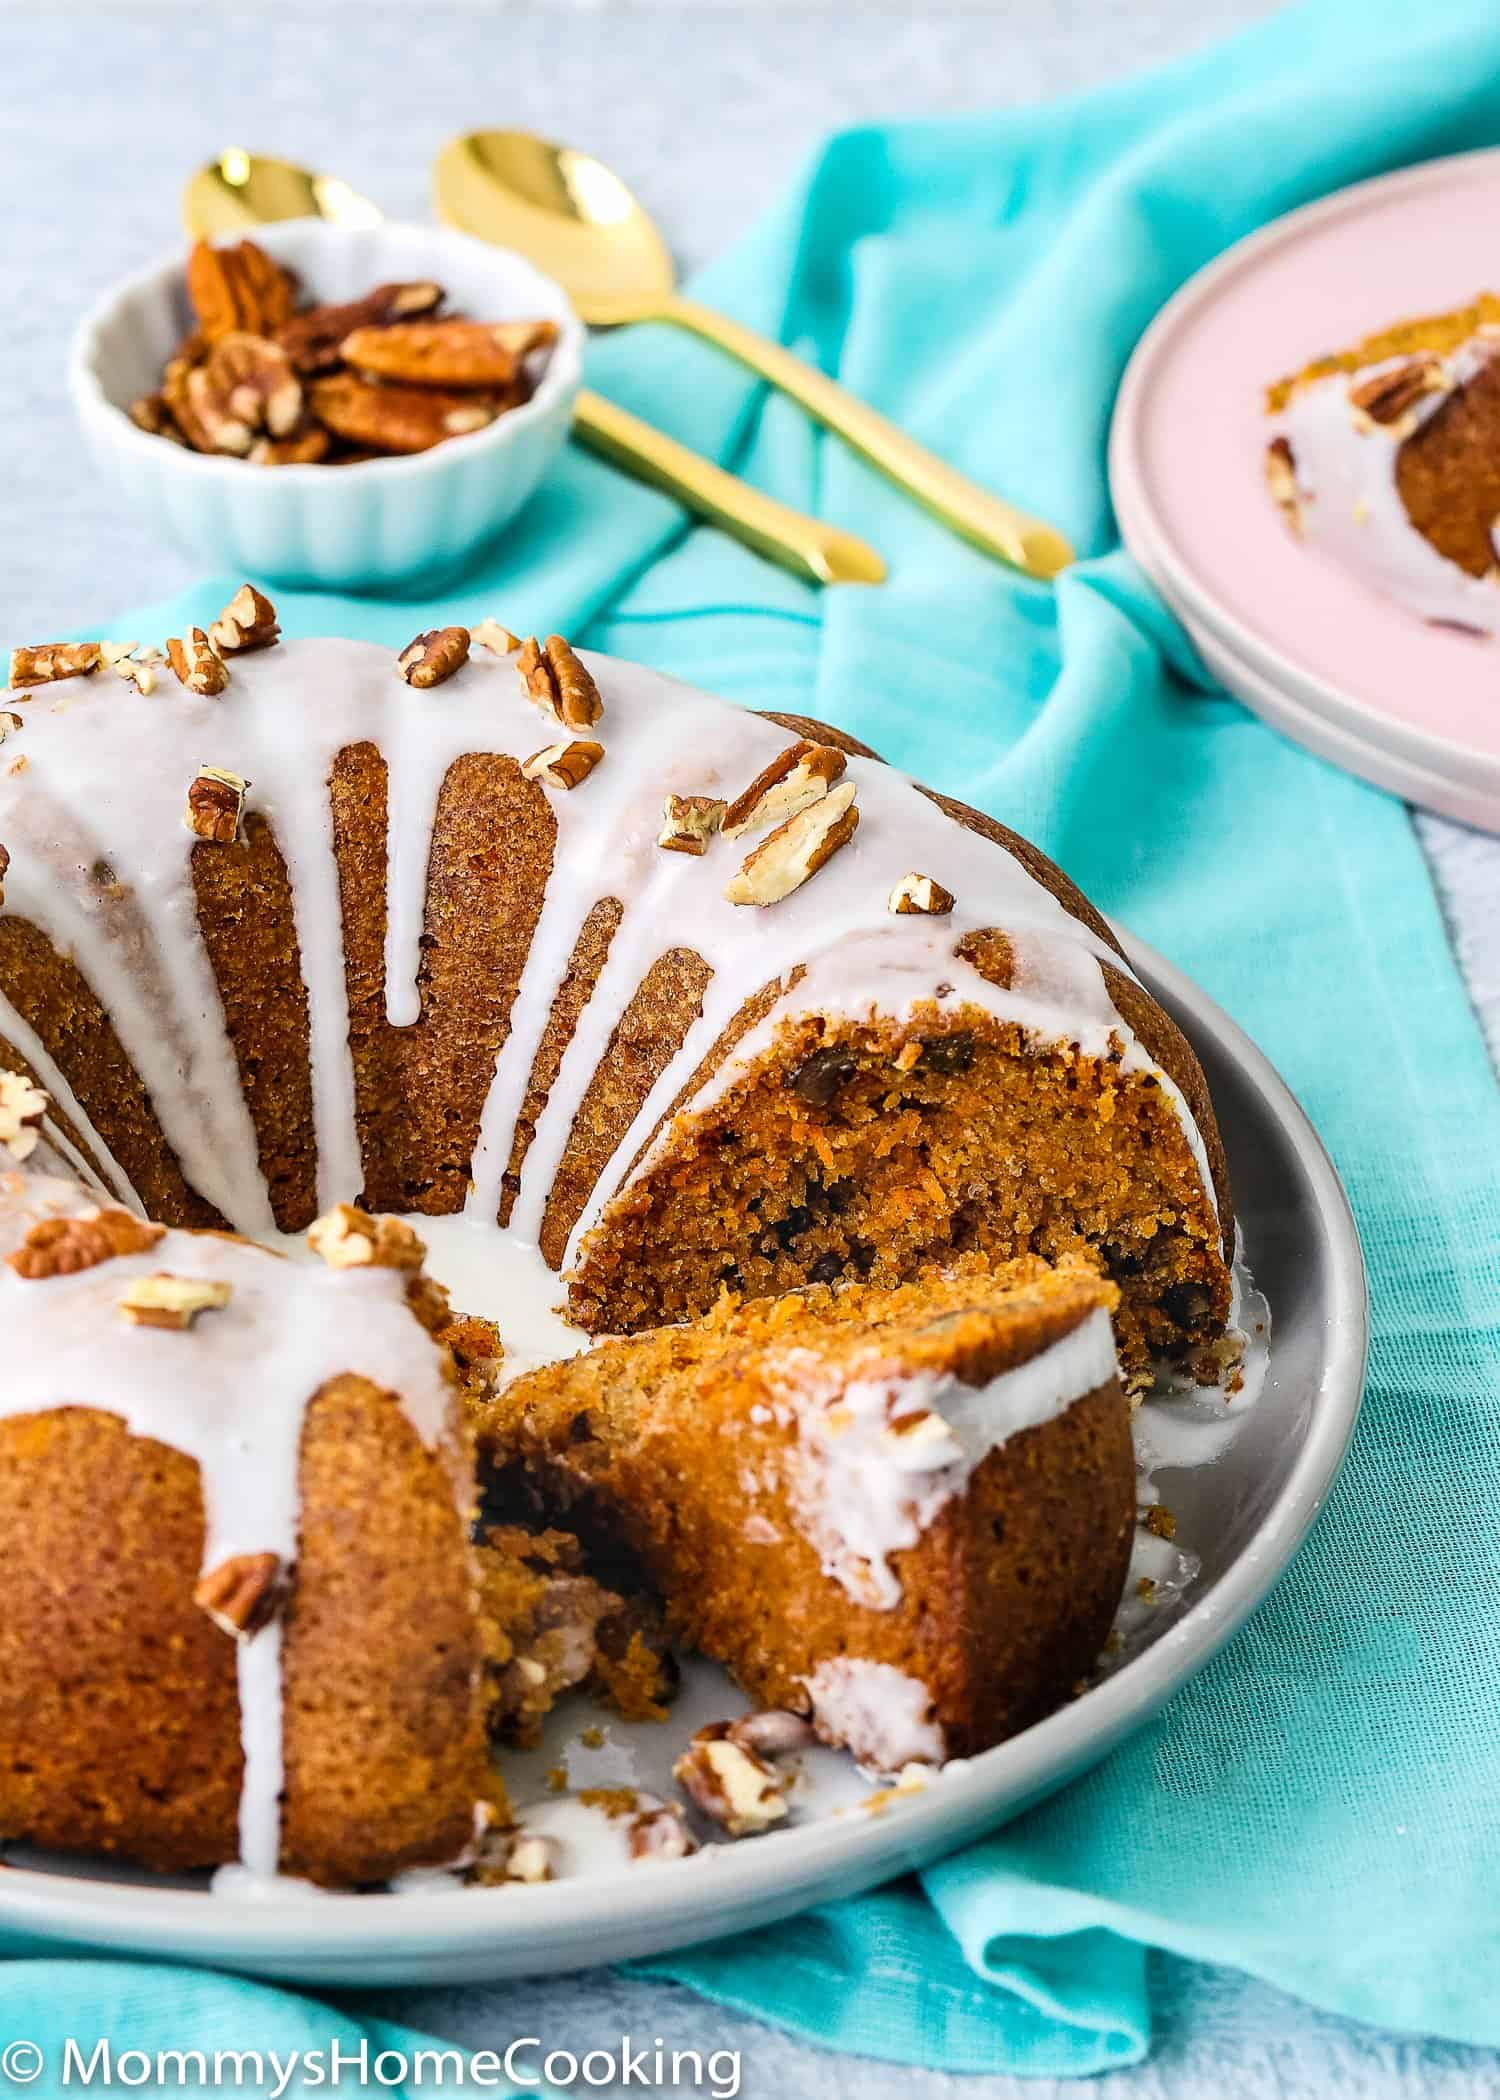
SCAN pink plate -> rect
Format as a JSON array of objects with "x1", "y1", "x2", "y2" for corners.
[{"x1": 1110, "y1": 149, "x2": 1500, "y2": 832}]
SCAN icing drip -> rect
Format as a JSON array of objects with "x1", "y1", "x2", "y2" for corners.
[
  {"x1": 801, "y1": 1658, "x2": 947, "y2": 1772},
  {"x1": 0, "y1": 639, "x2": 1220, "y2": 1273},
  {"x1": 769, "y1": 1303, "x2": 1117, "y2": 1610},
  {"x1": 1274, "y1": 340, "x2": 1500, "y2": 632},
  {"x1": 0, "y1": 1171, "x2": 462, "y2": 1880}
]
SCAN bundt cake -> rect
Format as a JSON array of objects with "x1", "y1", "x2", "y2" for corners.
[
  {"x1": 0, "y1": 599, "x2": 1241, "y2": 1885},
  {"x1": 1266, "y1": 296, "x2": 1500, "y2": 632},
  {"x1": 0, "y1": 1167, "x2": 496, "y2": 1887},
  {"x1": 479, "y1": 1258, "x2": 1132, "y2": 1770},
  {"x1": 0, "y1": 602, "x2": 1231, "y2": 1386}
]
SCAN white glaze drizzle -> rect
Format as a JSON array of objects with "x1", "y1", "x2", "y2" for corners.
[
  {"x1": 1273, "y1": 338, "x2": 1500, "y2": 633},
  {"x1": 800, "y1": 1658, "x2": 947, "y2": 1771},
  {"x1": 768, "y1": 1301, "x2": 1117, "y2": 1610},
  {"x1": 0, "y1": 640, "x2": 1220, "y2": 1270},
  {"x1": 0, "y1": 1169, "x2": 464, "y2": 1881}
]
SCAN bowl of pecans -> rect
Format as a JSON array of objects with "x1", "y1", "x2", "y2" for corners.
[{"x1": 69, "y1": 219, "x2": 584, "y2": 592}]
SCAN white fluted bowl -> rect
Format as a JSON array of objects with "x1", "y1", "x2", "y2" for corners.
[{"x1": 69, "y1": 220, "x2": 583, "y2": 593}]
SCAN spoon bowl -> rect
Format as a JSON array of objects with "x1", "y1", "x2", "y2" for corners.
[{"x1": 183, "y1": 151, "x2": 383, "y2": 237}]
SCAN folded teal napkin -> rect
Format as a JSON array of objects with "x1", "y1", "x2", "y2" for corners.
[{"x1": 10, "y1": 0, "x2": 1500, "y2": 2081}]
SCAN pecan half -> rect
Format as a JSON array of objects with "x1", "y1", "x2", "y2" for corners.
[
  {"x1": 309, "y1": 372, "x2": 498, "y2": 454},
  {"x1": 516, "y1": 634, "x2": 602, "y2": 731},
  {"x1": 888, "y1": 871, "x2": 955, "y2": 916},
  {"x1": 397, "y1": 626, "x2": 471, "y2": 689},
  {"x1": 186, "y1": 332, "x2": 303, "y2": 455},
  {"x1": 9, "y1": 642, "x2": 101, "y2": 690},
  {"x1": 186, "y1": 238, "x2": 296, "y2": 343},
  {"x1": 161, "y1": 336, "x2": 215, "y2": 451},
  {"x1": 674, "y1": 1728, "x2": 788, "y2": 1837},
  {"x1": 185, "y1": 765, "x2": 250, "y2": 844},
  {"x1": 721, "y1": 740, "x2": 847, "y2": 839},
  {"x1": 0, "y1": 1070, "x2": 47, "y2": 1164},
  {"x1": 276, "y1": 280, "x2": 444, "y2": 374},
  {"x1": 341, "y1": 318, "x2": 557, "y2": 388},
  {"x1": 472, "y1": 616, "x2": 522, "y2": 658},
  {"x1": 1348, "y1": 357, "x2": 1448, "y2": 428},
  {"x1": 194, "y1": 1551, "x2": 285, "y2": 1639},
  {"x1": 522, "y1": 738, "x2": 603, "y2": 790},
  {"x1": 308, "y1": 1203, "x2": 426, "y2": 1272},
  {"x1": 7, "y1": 1208, "x2": 164, "y2": 1279},
  {"x1": 119, "y1": 1272, "x2": 233, "y2": 1330},
  {"x1": 725, "y1": 781, "x2": 859, "y2": 907},
  {"x1": 208, "y1": 584, "x2": 280, "y2": 656},
  {"x1": 658, "y1": 792, "x2": 727, "y2": 856},
  {"x1": 166, "y1": 631, "x2": 230, "y2": 697}
]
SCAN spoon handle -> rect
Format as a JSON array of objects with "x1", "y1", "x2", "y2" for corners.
[
  {"x1": 641, "y1": 294, "x2": 1073, "y2": 579},
  {"x1": 572, "y1": 389, "x2": 886, "y2": 588}
]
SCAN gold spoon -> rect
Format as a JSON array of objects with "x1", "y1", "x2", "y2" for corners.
[
  {"x1": 434, "y1": 131, "x2": 1074, "y2": 581},
  {"x1": 182, "y1": 151, "x2": 886, "y2": 589}
]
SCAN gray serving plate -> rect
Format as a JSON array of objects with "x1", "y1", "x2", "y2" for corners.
[{"x1": 0, "y1": 935, "x2": 1367, "y2": 1985}]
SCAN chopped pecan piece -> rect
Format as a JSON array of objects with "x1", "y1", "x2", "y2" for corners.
[
  {"x1": 522, "y1": 738, "x2": 603, "y2": 790},
  {"x1": 658, "y1": 793, "x2": 727, "y2": 856},
  {"x1": 0, "y1": 843, "x2": 8, "y2": 908},
  {"x1": 725, "y1": 781, "x2": 858, "y2": 907},
  {"x1": 1348, "y1": 356, "x2": 1449, "y2": 428},
  {"x1": 674, "y1": 1727, "x2": 788, "y2": 1837},
  {"x1": 128, "y1": 393, "x2": 181, "y2": 441},
  {"x1": 167, "y1": 631, "x2": 230, "y2": 697},
  {"x1": 516, "y1": 634, "x2": 602, "y2": 731},
  {"x1": 341, "y1": 318, "x2": 557, "y2": 388},
  {"x1": 309, "y1": 372, "x2": 498, "y2": 454},
  {"x1": 722, "y1": 740, "x2": 846, "y2": 840},
  {"x1": 887, "y1": 871, "x2": 955, "y2": 916},
  {"x1": 726, "y1": 1709, "x2": 818, "y2": 1759},
  {"x1": 308, "y1": 1203, "x2": 426, "y2": 1271},
  {"x1": 119, "y1": 1271, "x2": 233, "y2": 1330},
  {"x1": 249, "y1": 424, "x2": 332, "y2": 466},
  {"x1": 185, "y1": 765, "x2": 250, "y2": 844},
  {"x1": 627, "y1": 1805, "x2": 698, "y2": 1861},
  {"x1": 9, "y1": 642, "x2": 101, "y2": 690},
  {"x1": 7, "y1": 1207, "x2": 164, "y2": 1279},
  {"x1": 194, "y1": 1551, "x2": 285, "y2": 1639},
  {"x1": 498, "y1": 1831, "x2": 555, "y2": 1884},
  {"x1": 186, "y1": 332, "x2": 303, "y2": 455},
  {"x1": 161, "y1": 337, "x2": 215, "y2": 451},
  {"x1": 208, "y1": 584, "x2": 280, "y2": 656},
  {"x1": 186, "y1": 238, "x2": 296, "y2": 343},
  {"x1": 0, "y1": 710, "x2": 20, "y2": 744},
  {"x1": 276, "y1": 281, "x2": 444, "y2": 374},
  {"x1": 472, "y1": 616, "x2": 522, "y2": 658},
  {"x1": 1264, "y1": 436, "x2": 1300, "y2": 528},
  {"x1": 397, "y1": 626, "x2": 471, "y2": 689},
  {"x1": 0, "y1": 1070, "x2": 47, "y2": 1163}
]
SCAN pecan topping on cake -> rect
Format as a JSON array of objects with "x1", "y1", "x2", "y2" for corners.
[
  {"x1": 674, "y1": 1726, "x2": 788, "y2": 1836},
  {"x1": 186, "y1": 238, "x2": 297, "y2": 343},
  {"x1": 277, "y1": 281, "x2": 443, "y2": 374},
  {"x1": 472, "y1": 617, "x2": 522, "y2": 658},
  {"x1": 7, "y1": 1208, "x2": 165, "y2": 1280},
  {"x1": 887, "y1": 871, "x2": 955, "y2": 916},
  {"x1": 522, "y1": 738, "x2": 604, "y2": 791},
  {"x1": 310, "y1": 373, "x2": 498, "y2": 454},
  {"x1": 9, "y1": 642, "x2": 101, "y2": 690},
  {"x1": 725, "y1": 782, "x2": 859, "y2": 907},
  {"x1": 0, "y1": 710, "x2": 20, "y2": 744},
  {"x1": 186, "y1": 333, "x2": 303, "y2": 455},
  {"x1": 397, "y1": 626, "x2": 471, "y2": 689},
  {"x1": 341, "y1": 318, "x2": 558, "y2": 389},
  {"x1": 194, "y1": 1552, "x2": 286, "y2": 1639},
  {"x1": 185, "y1": 766, "x2": 250, "y2": 844},
  {"x1": 0, "y1": 1071, "x2": 47, "y2": 1163},
  {"x1": 517, "y1": 635, "x2": 603, "y2": 731},
  {"x1": 208, "y1": 585, "x2": 280, "y2": 656},
  {"x1": 167, "y1": 631, "x2": 230, "y2": 697},
  {"x1": 119, "y1": 1272, "x2": 234, "y2": 1330},
  {"x1": 308, "y1": 1203, "x2": 427, "y2": 1271},
  {"x1": 658, "y1": 792, "x2": 728, "y2": 856},
  {"x1": 1348, "y1": 356, "x2": 1449, "y2": 429},
  {"x1": 722, "y1": 740, "x2": 846, "y2": 840}
]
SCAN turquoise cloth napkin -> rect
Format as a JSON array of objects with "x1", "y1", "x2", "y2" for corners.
[{"x1": 10, "y1": 0, "x2": 1500, "y2": 2081}]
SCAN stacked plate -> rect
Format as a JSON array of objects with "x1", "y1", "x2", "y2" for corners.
[{"x1": 1110, "y1": 149, "x2": 1500, "y2": 836}]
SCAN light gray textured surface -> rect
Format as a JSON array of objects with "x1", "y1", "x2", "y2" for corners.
[{"x1": 7, "y1": 2, "x2": 1500, "y2": 2090}]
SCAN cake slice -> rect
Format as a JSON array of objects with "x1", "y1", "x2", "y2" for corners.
[
  {"x1": 1267, "y1": 295, "x2": 1500, "y2": 631},
  {"x1": 477, "y1": 1257, "x2": 1134, "y2": 1770}
]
